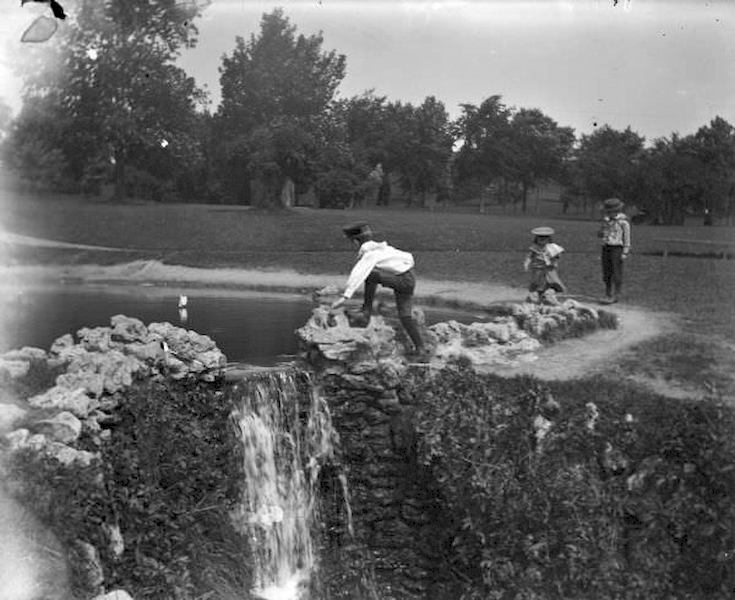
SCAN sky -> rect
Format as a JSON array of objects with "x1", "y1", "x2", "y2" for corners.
[{"x1": 1, "y1": 0, "x2": 734, "y2": 141}]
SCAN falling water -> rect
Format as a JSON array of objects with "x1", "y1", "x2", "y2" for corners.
[{"x1": 228, "y1": 368, "x2": 338, "y2": 600}]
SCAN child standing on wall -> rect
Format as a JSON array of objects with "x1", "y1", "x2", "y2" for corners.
[
  {"x1": 331, "y1": 222, "x2": 428, "y2": 360},
  {"x1": 523, "y1": 226, "x2": 566, "y2": 305}
]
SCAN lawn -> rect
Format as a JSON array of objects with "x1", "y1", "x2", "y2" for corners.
[{"x1": 2, "y1": 191, "x2": 734, "y2": 398}]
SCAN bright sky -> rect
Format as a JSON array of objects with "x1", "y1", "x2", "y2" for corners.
[{"x1": 1, "y1": 0, "x2": 733, "y2": 141}]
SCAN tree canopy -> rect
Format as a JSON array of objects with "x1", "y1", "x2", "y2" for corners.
[{"x1": 216, "y1": 9, "x2": 346, "y2": 207}]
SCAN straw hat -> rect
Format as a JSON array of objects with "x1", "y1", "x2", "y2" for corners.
[
  {"x1": 531, "y1": 226, "x2": 555, "y2": 236},
  {"x1": 603, "y1": 198, "x2": 624, "y2": 211}
]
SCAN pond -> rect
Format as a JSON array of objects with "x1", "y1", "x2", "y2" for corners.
[{"x1": 0, "y1": 282, "x2": 472, "y2": 365}]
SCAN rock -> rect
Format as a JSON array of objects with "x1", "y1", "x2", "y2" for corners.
[
  {"x1": 1, "y1": 346, "x2": 48, "y2": 361},
  {"x1": 110, "y1": 314, "x2": 148, "y2": 342},
  {"x1": 28, "y1": 386, "x2": 98, "y2": 418},
  {"x1": 45, "y1": 442, "x2": 98, "y2": 466},
  {"x1": 0, "y1": 403, "x2": 27, "y2": 430},
  {"x1": 76, "y1": 326, "x2": 116, "y2": 352},
  {"x1": 92, "y1": 591, "x2": 134, "y2": 600},
  {"x1": 4, "y1": 428, "x2": 30, "y2": 450},
  {"x1": 0, "y1": 358, "x2": 31, "y2": 378},
  {"x1": 35, "y1": 411, "x2": 82, "y2": 443},
  {"x1": 59, "y1": 350, "x2": 142, "y2": 396},
  {"x1": 125, "y1": 341, "x2": 162, "y2": 363},
  {"x1": 50, "y1": 333, "x2": 74, "y2": 355},
  {"x1": 297, "y1": 307, "x2": 399, "y2": 364}
]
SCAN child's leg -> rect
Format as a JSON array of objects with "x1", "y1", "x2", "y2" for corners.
[
  {"x1": 388, "y1": 272, "x2": 424, "y2": 352},
  {"x1": 601, "y1": 246, "x2": 613, "y2": 296},
  {"x1": 362, "y1": 271, "x2": 381, "y2": 314},
  {"x1": 610, "y1": 247, "x2": 624, "y2": 297}
]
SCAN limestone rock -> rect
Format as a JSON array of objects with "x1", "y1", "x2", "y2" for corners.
[
  {"x1": 0, "y1": 403, "x2": 27, "y2": 430},
  {"x1": 50, "y1": 333, "x2": 74, "y2": 355},
  {"x1": 76, "y1": 326, "x2": 116, "y2": 352},
  {"x1": 35, "y1": 411, "x2": 82, "y2": 443},
  {"x1": 125, "y1": 341, "x2": 162, "y2": 363},
  {"x1": 92, "y1": 592, "x2": 134, "y2": 600},
  {"x1": 110, "y1": 314, "x2": 148, "y2": 342},
  {"x1": 46, "y1": 441, "x2": 99, "y2": 466},
  {"x1": 1, "y1": 346, "x2": 48, "y2": 361},
  {"x1": 0, "y1": 358, "x2": 31, "y2": 378},
  {"x1": 4, "y1": 428, "x2": 31, "y2": 450},
  {"x1": 297, "y1": 307, "x2": 400, "y2": 365},
  {"x1": 57, "y1": 349, "x2": 142, "y2": 396},
  {"x1": 28, "y1": 386, "x2": 98, "y2": 418}
]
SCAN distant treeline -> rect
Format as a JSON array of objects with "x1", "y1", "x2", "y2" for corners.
[{"x1": 2, "y1": 3, "x2": 733, "y2": 224}]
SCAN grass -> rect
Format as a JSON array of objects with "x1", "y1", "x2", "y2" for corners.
[{"x1": 2, "y1": 189, "x2": 734, "y2": 398}]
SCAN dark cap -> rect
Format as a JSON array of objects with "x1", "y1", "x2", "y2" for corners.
[{"x1": 342, "y1": 222, "x2": 373, "y2": 239}]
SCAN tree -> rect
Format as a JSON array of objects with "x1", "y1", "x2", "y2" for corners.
[
  {"x1": 217, "y1": 9, "x2": 346, "y2": 207},
  {"x1": 633, "y1": 135, "x2": 702, "y2": 225},
  {"x1": 574, "y1": 125, "x2": 645, "y2": 204},
  {"x1": 9, "y1": 0, "x2": 206, "y2": 199},
  {"x1": 1, "y1": 95, "x2": 71, "y2": 191},
  {"x1": 693, "y1": 117, "x2": 735, "y2": 221},
  {"x1": 453, "y1": 96, "x2": 514, "y2": 204},
  {"x1": 507, "y1": 108, "x2": 575, "y2": 213},
  {"x1": 398, "y1": 96, "x2": 455, "y2": 206}
]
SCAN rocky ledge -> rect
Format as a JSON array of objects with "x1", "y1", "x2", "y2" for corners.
[{"x1": 298, "y1": 294, "x2": 617, "y2": 374}]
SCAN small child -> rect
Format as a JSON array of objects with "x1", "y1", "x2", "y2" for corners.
[{"x1": 523, "y1": 226, "x2": 566, "y2": 305}]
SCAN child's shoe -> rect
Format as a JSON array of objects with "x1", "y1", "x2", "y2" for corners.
[{"x1": 407, "y1": 346, "x2": 432, "y2": 364}]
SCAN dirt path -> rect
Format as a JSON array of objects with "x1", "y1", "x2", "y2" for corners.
[{"x1": 481, "y1": 305, "x2": 672, "y2": 381}]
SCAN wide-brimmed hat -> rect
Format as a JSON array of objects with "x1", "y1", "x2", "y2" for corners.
[
  {"x1": 342, "y1": 222, "x2": 373, "y2": 238},
  {"x1": 531, "y1": 226, "x2": 555, "y2": 237},
  {"x1": 603, "y1": 197, "x2": 624, "y2": 211}
]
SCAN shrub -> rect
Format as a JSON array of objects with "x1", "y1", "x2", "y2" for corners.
[
  {"x1": 408, "y1": 366, "x2": 735, "y2": 599},
  {"x1": 5, "y1": 377, "x2": 251, "y2": 599}
]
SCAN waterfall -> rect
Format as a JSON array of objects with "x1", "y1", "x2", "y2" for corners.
[{"x1": 228, "y1": 368, "x2": 338, "y2": 600}]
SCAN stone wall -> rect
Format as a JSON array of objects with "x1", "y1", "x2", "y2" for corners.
[{"x1": 297, "y1": 299, "x2": 618, "y2": 598}]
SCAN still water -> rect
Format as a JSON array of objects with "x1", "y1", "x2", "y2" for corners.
[{"x1": 0, "y1": 283, "x2": 467, "y2": 365}]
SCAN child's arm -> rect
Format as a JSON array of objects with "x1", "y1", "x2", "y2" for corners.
[
  {"x1": 621, "y1": 219, "x2": 631, "y2": 258},
  {"x1": 523, "y1": 252, "x2": 531, "y2": 272}
]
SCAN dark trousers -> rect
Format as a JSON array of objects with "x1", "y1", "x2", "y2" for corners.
[
  {"x1": 363, "y1": 269, "x2": 416, "y2": 317},
  {"x1": 363, "y1": 269, "x2": 423, "y2": 350},
  {"x1": 601, "y1": 245, "x2": 624, "y2": 295}
]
